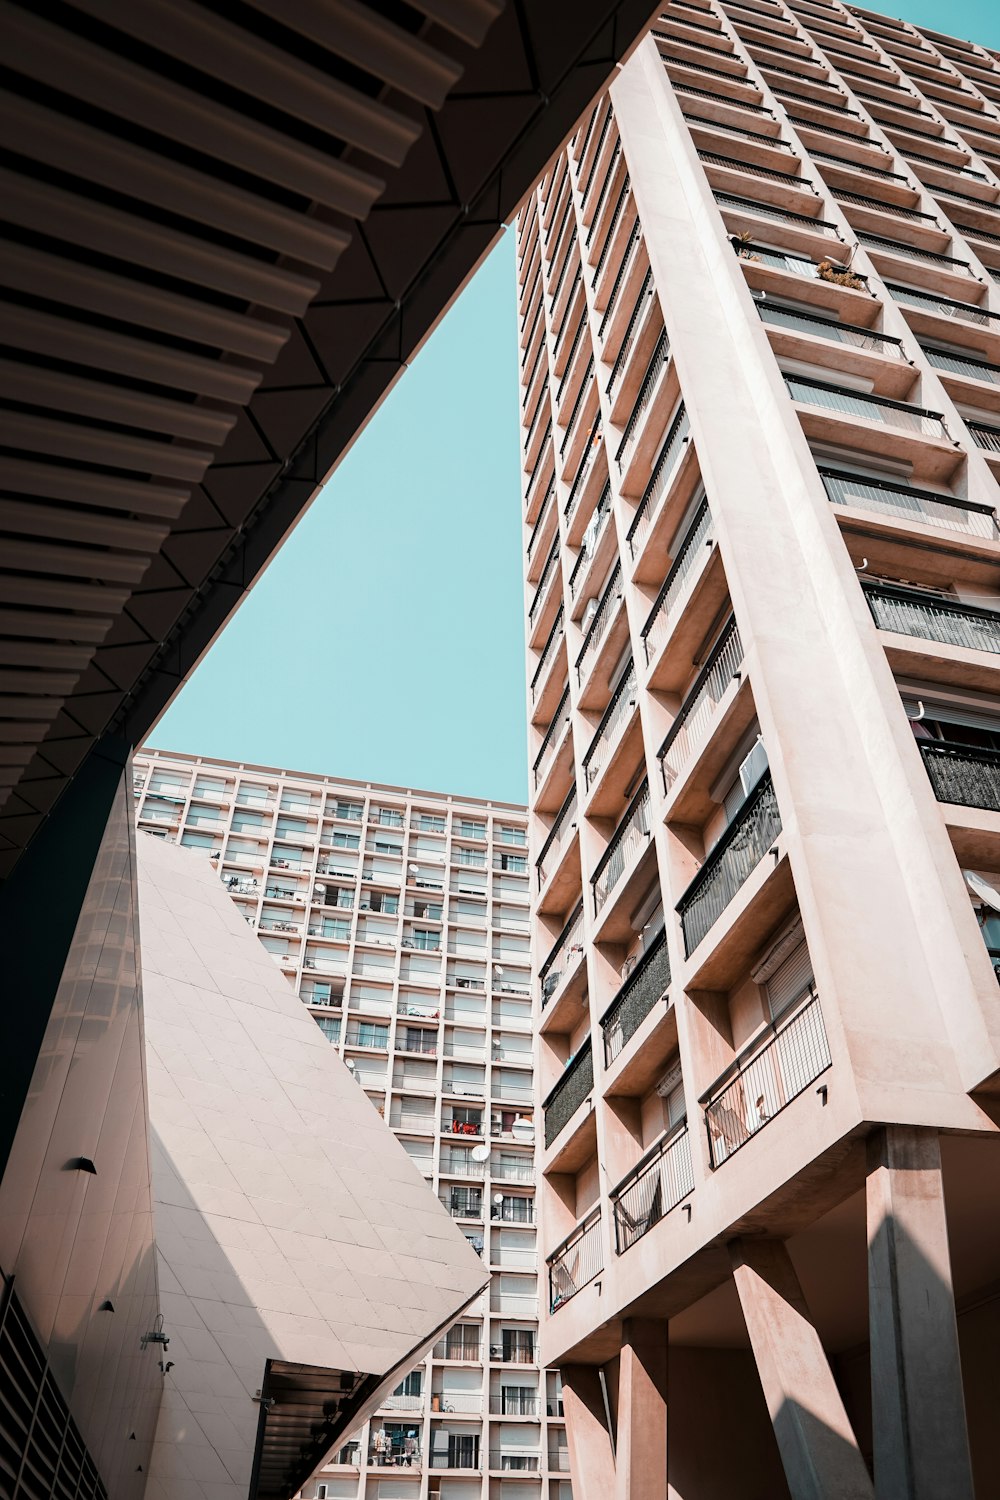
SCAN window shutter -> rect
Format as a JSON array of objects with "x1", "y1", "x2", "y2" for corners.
[{"x1": 765, "y1": 937, "x2": 814, "y2": 1020}]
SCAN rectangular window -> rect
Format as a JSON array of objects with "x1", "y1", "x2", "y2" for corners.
[
  {"x1": 333, "y1": 831, "x2": 360, "y2": 849},
  {"x1": 333, "y1": 799, "x2": 364, "y2": 821},
  {"x1": 458, "y1": 820, "x2": 487, "y2": 839},
  {"x1": 373, "y1": 806, "x2": 404, "y2": 827},
  {"x1": 415, "y1": 813, "x2": 446, "y2": 832},
  {"x1": 180, "y1": 831, "x2": 215, "y2": 850},
  {"x1": 193, "y1": 776, "x2": 228, "y2": 799},
  {"x1": 353, "y1": 1023, "x2": 389, "y2": 1048},
  {"x1": 316, "y1": 1017, "x2": 341, "y2": 1044},
  {"x1": 497, "y1": 825, "x2": 527, "y2": 846}
]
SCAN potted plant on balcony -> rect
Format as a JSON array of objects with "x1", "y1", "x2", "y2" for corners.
[
  {"x1": 731, "y1": 230, "x2": 760, "y2": 262},
  {"x1": 816, "y1": 258, "x2": 865, "y2": 291}
]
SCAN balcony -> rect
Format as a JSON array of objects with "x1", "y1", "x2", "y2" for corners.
[
  {"x1": 539, "y1": 901, "x2": 585, "y2": 1010},
  {"x1": 626, "y1": 404, "x2": 692, "y2": 565},
  {"x1": 615, "y1": 331, "x2": 672, "y2": 486},
  {"x1": 530, "y1": 606, "x2": 564, "y2": 709},
  {"x1": 489, "y1": 1452, "x2": 540, "y2": 1472},
  {"x1": 611, "y1": 1125, "x2": 694, "y2": 1252},
  {"x1": 543, "y1": 1041, "x2": 594, "y2": 1149},
  {"x1": 489, "y1": 1396, "x2": 543, "y2": 1416},
  {"x1": 548, "y1": 1449, "x2": 572, "y2": 1472},
  {"x1": 924, "y1": 346, "x2": 1000, "y2": 386},
  {"x1": 601, "y1": 930, "x2": 671, "y2": 1067},
  {"x1": 784, "y1": 375, "x2": 948, "y2": 438},
  {"x1": 547, "y1": 1208, "x2": 602, "y2": 1312},
  {"x1": 535, "y1": 788, "x2": 578, "y2": 891},
  {"x1": 582, "y1": 660, "x2": 638, "y2": 795},
  {"x1": 593, "y1": 781, "x2": 652, "y2": 915},
  {"x1": 862, "y1": 581, "x2": 1000, "y2": 658},
  {"x1": 568, "y1": 485, "x2": 612, "y2": 601},
  {"x1": 676, "y1": 771, "x2": 782, "y2": 957},
  {"x1": 575, "y1": 561, "x2": 623, "y2": 690},
  {"x1": 433, "y1": 1338, "x2": 482, "y2": 1361},
  {"x1": 659, "y1": 617, "x2": 744, "y2": 793},
  {"x1": 703, "y1": 991, "x2": 831, "y2": 1166},
  {"x1": 968, "y1": 420, "x2": 1000, "y2": 459},
  {"x1": 889, "y1": 281, "x2": 1000, "y2": 329},
  {"x1": 757, "y1": 301, "x2": 904, "y2": 358},
  {"x1": 820, "y1": 467, "x2": 998, "y2": 541},
  {"x1": 600, "y1": 226, "x2": 645, "y2": 348},
  {"x1": 919, "y1": 740, "x2": 1000, "y2": 811},
  {"x1": 641, "y1": 495, "x2": 714, "y2": 667}
]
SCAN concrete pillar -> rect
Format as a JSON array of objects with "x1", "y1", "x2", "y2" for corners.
[
  {"x1": 867, "y1": 1127, "x2": 974, "y2": 1500},
  {"x1": 562, "y1": 1364, "x2": 616, "y2": 1500},
  {"x1": 730, "y1": 1237, "x2": 874, "y2": 1500},
  {"x1": 616, "y1": 1319, "x2": 668, "y2": 1500}
]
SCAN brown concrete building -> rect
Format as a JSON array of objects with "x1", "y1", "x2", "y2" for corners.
[{"x1": 518, "y1": 5, "x2": 1000, "y2": 1496}]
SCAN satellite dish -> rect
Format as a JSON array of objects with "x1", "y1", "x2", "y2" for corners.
[
  {"x1": 493, "y1": 1192, "x2": 505, "y2": 1204},
  {"x1": 471, "y1": 1144, "x2": 490, "y2": 1162}
]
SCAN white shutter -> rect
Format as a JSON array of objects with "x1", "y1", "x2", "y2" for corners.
[
  {"x1": 903, "y1": 697, "x2": 1000, "y2": 733},
  {"x1": 765, "y1": 937, "x2": 814, "y2": 1020}
]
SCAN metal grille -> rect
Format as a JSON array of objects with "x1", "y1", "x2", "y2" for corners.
[
  {"x1": 548, "y1": 1209, "x2": 603, "y2": 1310},
  {"x1": 543, "y1": 1041, "x2": 594, "y2": 1147},
  {"x1": 920, "y1": 741, "x2": 1000, "y2": 811},
  {"x1": 757, "y1": 302, "x2": 903, "y2": 355},
  {"x1": 601, "y1": 930, "x2": 671, "y2": 1066},
  {"x1": 784, "y1": 376, "x2": 947, "y2": 436},
  {"x1": 704, "y1": 994, "x2": 831, "y2": 1166},
  {"x1": 539, "y1": 901, "x2": 585, "y2": 1005},
  {"x1": 612, "y1": 1127, "x2": 694, "y2": 1251},
  {"x1": 677, "y1": 772, "x2": 781, "y2": 956},
  {"x1": 576, "y1": 563, "x2": 623, "y2": 684},
  {"x1": 593, "y1": 782, "x2": 652, "y2": 912},
  {"x1": 583, "y1": 661, "x2": 638, "y2": 788},
  {"x1": 616, "y1": 332, "x2": 671, "y2": 471},
  {"x1": 659, "y1": 617, "x2": 744, "y2": 790},
  {"x1": 641, "y1": 497, "x2": 713, "y2": 663},
  {"x1": 820, "y1": 467, "x2": 997, "y2": 539},
  {"x1": 0, "y1": 1277, "x2": 109, "y2": 1500}
]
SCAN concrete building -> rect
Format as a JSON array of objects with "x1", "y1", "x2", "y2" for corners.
[
  {"x1": 132, "y1": 750, "x2": 572, "y2": 1500},
  {"x1": 518, "y1": 6, "x2": 1000, "y2": 1497}
]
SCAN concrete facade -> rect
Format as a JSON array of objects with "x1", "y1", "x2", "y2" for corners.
[
  {"x1": 519, "y1": 6, "x2": 1000, "y2": 1496},
  {"x1": 132, "y1": 750, "x2": 572, "y2": 1500}
]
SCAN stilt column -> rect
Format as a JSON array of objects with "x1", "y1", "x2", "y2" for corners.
[
  {"x1": 615, "y1": 1319, "x2": 668, "y2": 1500},
  {"x1": 561, "y1": 1364, "x2": 616, "y2": 1500}
]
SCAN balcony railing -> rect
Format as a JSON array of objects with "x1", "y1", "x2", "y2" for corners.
[
  {"x1": 535, "y1": 787, "x2": 578, "y2": 889},
  {"x1": 548, "y1": 1449, "x2": 572, "y2": 1471},
  {"x1": 704, "y1": 992, "x2": 831, "y2": 1165},
  {"x1": 811, "y1": 146, "x2": 905, "y2": 181},
  {"x1": 627, "y1": 403, "x2": 691, "y2": 559},
  {"x1": 565, "y1": 424, "x2": 604, "y2": 525},
  {"x1": 862, "y1": 581, "x2": 1000, "y2": 655},
  {"x1": 858, "y1": 230, "x2": 970, "y2": 271},
  {"x1": 594, "y1": 176, "x2": 632, "y2": 282},
  {"x1": 539, "y1": 900, "x2": 585, "y2": 1005},
  {"x1": 583, "y1": 660, "x2": 637, "y2": 789},
  {"x1": 611, "y1": 1125, "x2": 694, "y2": 1251},
  {"x1": 607, "y1": 270, "x2": 654, "y2": 397},
  {"x1": 548, "y1": 1208, "x2": 602, "y2": 1311},
  {"x1": 575, "y1": 562, "x2": 622, "y2": 685},
  {"x1": 529, "y1": 537, "x2": 560, "y2": 627},
  {"x1": 714, "y1": 189, "x2": 839, "y2": 235},
  {"x1": 819, "y1": 466, "x2": 998, "y2": 539},
  {"x1": 489, "y1": 1396, "x2": 543, "y2": 1416},
  {"x1": 601, "y1": 929, "x2": 671, "y2": 1066},
  {"x1": 599, "y1": 221, "x2": 643, "y2": 338},
  {"x1": 568, "y1": 487, "x2": 611, "y2": 599},
  {"x1": 834, "y1": 187, "x2": 938, "y2": 222},
  {"x1": 888, "y1": 281, "x2": 1000, "y2": 326},
  {"x1": 543, "y1": 1040, "x2": 594, "y2": 1148},
  {"x1": 615, "y1": 331, "x2": 671, "y2": 473},
  {"x1": 641, "y1": 496, "x2": 713, "y2": 663},
  {"x1": 785, "y1": 375, "x2": 948, "y2": 437},
  {"x1": 660, "y1": 618, "x2": 743, "y2": 793},
  {"x1": 683, "y1": 110, "x2": 795, "y2": 151},
  {"x1": 677, "y1": 771, "x2": 782, "y2": 956},
  {"x1": 593, "y1": 781, "x2": 652, "y2": 913},
  {"x1": 560, "y1": 356, "x2": 595, "y2": 458},
  {"x1": 533, "y1": 686, "x2": 571, "y2": 789},
  {"x1": 757, "y1": 301, "x2": 904, "y2": 356},
  {"x1": 923, "y1": 345, "x2": 1000, "y2": 384},
  {"x1": 585, "y1": 139, "x2": 623, "y2": 249},
  {"x1": 919, "y1": 740, "x2": 1000, "y2": 810},
  {"x1": 530, "y1": 606, "x2": 564, "y2": 702},
  {"x1": 968, "y1": 420, "x2": 1000, "y2": 454},
  {"x1": 489, "y1": 1452, "x2": 540, "y2": 1472},
  {"x1": 433, "y1": 1338, "x2": 482, "y2": 1361}
]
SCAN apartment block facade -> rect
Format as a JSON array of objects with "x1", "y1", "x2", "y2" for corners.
[
  {"x1": 132, "y1": 751, "x2": 572, "y2": 1500},
  {"x1": 519, "y1": 6, "x2": 1000, "y2": 1496}
]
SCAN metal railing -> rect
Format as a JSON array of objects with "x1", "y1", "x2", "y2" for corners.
[
  {"x1": 757, "y1": 300, "x2": 903, "y2": 355},
  {"x1": 698, "y1": 148, "x2": 812, "y2": 188},
  {"x1": 433, "y1": 1337, "x2": 481, "y2": 1360},
  {"x1": 677, "y1": 771, "x2": 782, "y2": 956},
  {"x1": 811, "y1": 146, "x2": 905, "y2": 181},
  {"x1": 533, "y1": 686, "x2": 571, "y2": 789},
  {"x1": 548, "y1": 1449, "x2": 572, "y2": 1472},
  {"x1": 548, "y1": 1208, "x2": 603, "y2": 1311},
  {"x1": 863, "y1": 581, "x2": 1000, "y2": 655},
  {"x1": 834, "y1": 188, "x2": 938, "y2": 222},
  {"x1": 923, "y1": 345, "x2": 1000, "y2": 384},
  {"x1": 439, "y1": 1154, "x2": 485, "y2": 1178},
  {"x1": 704, "y1": 992, "x2": 831, "y2": 1165},
  {"x1": 536, "y1": 788, "x2": 578, "y2": 889},
  {"x1": 601, "y1": 930, "x2": 671, "y2": 1066},
  {"x1": 489, "y1": 1396, "x2": 543, "y2": 1416},
  {"x1": 529, "y1": 537, "x2": 560, "y2": 627},
  {"x1": 615, "y1": 331, "x2": 671, "y2": 472},
  {"x1": 734, "y1": 241, "x2": 823, "y2": 277},
  {"x1": 858, "y1": 230, "x2": 970, "y2": 269},
  {"x1": 611, "y1": 1126, "x2": 694, "y2": 1251},
  {"x1": 713, "y1": 190, "x2": 839, "y2": 233},
  {"x1": 543, "y1": 1040, "x2": 594, "y2": 1147},
  {"x1": 594, "y1": 176, "x2": 632, "y2": 283},
  {"x1": 583, "y1": 661, "x2": 637, "y2": 789},
  {"x1": 785, "y1": 375, "x2": 947, "y2": 436},
  {"x1": 968, "y1": 420, "x2": 1000, "y2": 453},
  {"x1": 819, "y1": 466, "x2": 998, "y2": 539},
  {"x1": 565, "y1": 425, "x2": 604, "y2": 524},
  {"x1": 920, "y1": 740, "x2": 1000, "y2": 811},
  {"x1": 627, "y1": 404, "x2": 691, "y2": 559},
  {"x1": 530, "y1": 606, "x2": 564, "y2": 701},
  {"x1": 683, "y1": 110, "x2": 795, "y2": 149},
  {"x1": 575, "y1": 562, "x2": 622, "y2": 685},
  {"x1": 659, "y1": 617, "x2": 744, "y2": 790},
  {"x1": 568, "y1": 487, "x2": 612, "y2": 599},
  {"x1": 673, "y1": 80, "x2": 774, "y2": 115},
  {"x1": 489, "y1": 1452, "x2": 540, "y2": 1472},
  {"x1": 641, "y1": 496, "x2": 713, "y2": 663},
  {"x1": 607, "y1": 270, "x2": 654, "y2": 396},
  {"x1": 539, "y1": 901, "x2": 585, "y2": 1005},
  {"x1": 585, "y1": 139, "x2": 623, "y2": 248},
  {"x1": 592, "y1": 781, "x2": 651, "y2": 913},
  {"x1": 560, "y1": 357, "x2": 595, "y2": 459},
  {"x1": 579, "y1": 104, "x2": 614, "y2": 206},
  {"x1": 556, "y1": 311, "x2": 587, "y2": 402},
  {"x1": 888, "y1": 281, "x2": 1000, "y2": 326},
  {"x1": 599, "y1": 223, "x2": 644, "y2": 340}
]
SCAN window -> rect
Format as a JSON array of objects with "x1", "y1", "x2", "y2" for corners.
[
  {"x1": 764, "y1": 935, "x2": 814, "y2": 1021},
  {"x1": 373, "y1": 806, "x2": 404, "y2": 827},
  {"x1": 232, "y1": 810, "x2": 267, "y2": 832},
  {"x1": 334, "y1": 799, "x2": 364, "y2": 821},
  {"x1": 412, "y1": 899, "x2": 442, "y2": 920},
  {"x1": 415, "y1": 813, "x2": 446, "y2": 832},
  {"x1": 333, "y1": 831, "x2": 360, "y2": 849},
  {"x1": 458, "y1": 819, "x2": 486, "y2": 839},
  {"x1": 180, "y1": 831, "x2": 216, "y2": 850},
  {"x1": 373, "y1": 838, "x2": 403, "y2": 855},
  {"x1": 501, "y1": 1386, "x2": 537, "y2": 1415},
  {"x1": 450, "y1": 1107, "x2": 483, "y2": 1134},
  {"x1": 316, "y1": 1017, "x2": 341, "y2": 1044},
  {"x1": 447, "y1": 1186, "x2": 482, "y2": 1216},
  {"x1": 364, "y1": 890, "x2": 399, "y2": 915},
  {"x1": 497, "y1": 825, "x2": 527, "y2": 846},
  {"x1": 448, "y1": 1434, "x2": 480, "y2": 1468},
  {"x1": 496, "y1": 852, "x2": 527, "y2": 873},
  {"x1": 501, "y1": 1329, "x2": 535, "y2": 1363},
  {"x1": 352, "y1": 1023, "x2": 389, "y2": 1048},
  {"x1": 721, "y1": 737, "x2": 769, "y2": 825},
  {"x1": 276, "y1": 817, "x2": 309, "y2": 839},
  {"x1": 193, "y1": 776, "x2": 228, "y2": 799},
  {"x1": 455, "y1": 847, "x2": 487, "y2": 868},
  {"x1": 394, "y1": 1370, "x2": 423, "y2": 1398},
  {"x1": 315, "y1": 919, "x2": 351, "y2": 941}
]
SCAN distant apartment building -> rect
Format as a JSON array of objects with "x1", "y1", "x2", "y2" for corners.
[
  {"x1": 519, "y1": 5, "x2": 1000, "y2": 1497},
  {"x1": 132, "y1": 750, "x2": 572, "y2": 1500}
]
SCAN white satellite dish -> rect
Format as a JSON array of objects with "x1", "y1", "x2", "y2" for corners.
[{"x1": 471, "y1": 1144, "x2": 490, "y2": 1162}]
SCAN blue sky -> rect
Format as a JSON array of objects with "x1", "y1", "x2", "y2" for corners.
[{"x1": 149, "y1": 0, "x2": 999, "y2": 805}]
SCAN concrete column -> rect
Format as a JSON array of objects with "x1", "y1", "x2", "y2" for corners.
[
  {"x1": 730, "y1": 1237, "x2": 874, "y2": 1500},
  {"x1": 615, "y1": 1319, "x2": 668, "y2": 1500},
  {"x1": 867, "y1": 1127, "x2": 974, "y2": 1500},
  {"x1": 562, "y1": 1364, "x2": 616, "y2": 1500}
]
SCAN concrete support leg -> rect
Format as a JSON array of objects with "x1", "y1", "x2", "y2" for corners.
[
  {"x1": 730, "y1": 1237, "x2": 874, "y2": 1500},
  {"x1": 562, "y1": 1364, "x2": 616, "y2": 1500},
  {"x1": 615, "y1": 1319, "x2": 668, "y2": 1500},
  {"x1": 867, "y1": 1127, "x2": 974, "y2": 1500}
]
